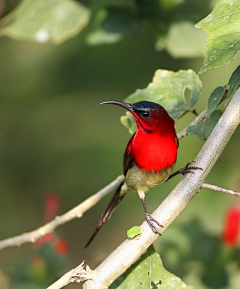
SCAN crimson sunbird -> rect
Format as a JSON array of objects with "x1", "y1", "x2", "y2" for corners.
[{"x1": 85, "y1": 100, "x2": 199, "y2": 247}]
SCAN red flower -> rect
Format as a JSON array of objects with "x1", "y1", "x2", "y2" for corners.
[
  {"x1": 54, "y1": 239, "x2": 69, "y2": 254},
  {"x1": 44, "y1": 192, "x2": 60, "y2": 224},
  {"x1": 223, "y1": 206, "x2": 240, "y2": 246}
]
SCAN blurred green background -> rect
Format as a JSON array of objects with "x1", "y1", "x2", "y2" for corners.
[{"x1": 0, "y1": 0, "x2": 240, "y2": 288}]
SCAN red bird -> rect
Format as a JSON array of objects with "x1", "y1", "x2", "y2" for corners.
[{"x1": 85, "y1": 100, "x2": 199, "y2": 247}]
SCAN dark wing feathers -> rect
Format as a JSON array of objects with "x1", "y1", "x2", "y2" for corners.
[{"x1": 123, "y1": 151, "x2": 136, "y2": 176}]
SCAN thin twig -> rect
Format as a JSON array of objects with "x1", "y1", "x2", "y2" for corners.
[
  {"x1": 0, "y1": 175, "x2": 124, "y2": 251},
  {"x1": 202, "y1": 183, "x2": 240, "y2": 197}
]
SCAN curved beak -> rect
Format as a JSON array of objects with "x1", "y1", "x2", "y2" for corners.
[{"x1": 99, "y1": 100, "x2": 134, "y2": 112}]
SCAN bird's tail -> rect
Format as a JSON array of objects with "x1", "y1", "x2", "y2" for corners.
[{"x1": 85, "y1": 181, "x2": 125, "y2": 248}]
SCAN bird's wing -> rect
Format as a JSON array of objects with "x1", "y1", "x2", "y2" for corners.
[
  {"x1": 123, "y1": 133, "x2": 136, "y2": 176},
  {"x1": 175, "y1": 136, "x2": 179, "y2": 148},
  {"x1": 123, "y1": 151, "x2": 136, "y2": 176}
]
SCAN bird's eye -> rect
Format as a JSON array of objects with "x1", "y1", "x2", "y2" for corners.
[{"x1": 141, "y1": 111, "x2": 149, "y2": 118}]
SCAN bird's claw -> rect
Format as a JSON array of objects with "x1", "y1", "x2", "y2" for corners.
[
  {"x1": 145, "y1": 213, "x2": 163, "y2": 235},
  {"x1": 179, "y1": 161, "x2": 203, "y2": 176}
]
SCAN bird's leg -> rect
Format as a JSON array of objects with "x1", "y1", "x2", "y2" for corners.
[
  {"x1": 139, "y1": 192, "x2": 163, "y2": 235},
  {"x1": 166, "y1": 161, "x2": 202, "y2": 181}
]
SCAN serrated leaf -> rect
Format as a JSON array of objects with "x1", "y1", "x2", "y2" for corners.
[
  {"x1": 86, "y1": 6, "x2": 138, "y2": 45},
  {"x1": 127, "y1": 226, "x2": 141, "y2": 239},
  {"x1": 196, "y1": 0, "x2": 240, "y2": 73},
  {"x1": 196, "y1": 110, "x2": 222, "y2": 140},
  {"x1": 111, "y1": 245, "x2": 193, "y2": 289},
  {"x1": 121, "y1": 69, "x2": 202, "y2": 133},
  {"x1": 0, "y1": 0, "x2": 90, "y2": 44},
  {"x1": 165, "y1": 21, "x2": 206, "y2": 58},
  {"x1": 225, "y1": 65, "x2": 240, "y2": 106},
  {"x1": 206, "y1": 86, "x2": 226, "y2": 117}
]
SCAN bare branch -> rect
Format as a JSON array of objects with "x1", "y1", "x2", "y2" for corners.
[
  {"x1": 46, "y1": 182, "x2": 240, "y2": 289},
  {"x1": 202, "y1": 183, "x2": 240, "y2": 197},
  {"x1": 81, "y1": 88, "x2": 240, "y2": 289},
  {"x1": 0, "y1": 175, "x2": 124, "y2": 251}
]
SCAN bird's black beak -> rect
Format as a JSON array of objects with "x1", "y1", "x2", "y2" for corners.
[{"x1": 100, "y1": 100, "x2": 134, "y2": 112}]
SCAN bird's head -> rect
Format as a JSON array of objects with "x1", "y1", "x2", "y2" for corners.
[{"x1": 100, "y1": 100, "x2": 174, "y2": 133}]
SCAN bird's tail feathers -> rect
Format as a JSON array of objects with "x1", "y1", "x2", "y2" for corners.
[{"x1": 85, "y1": 181, "x2": 124, "y2": 248}]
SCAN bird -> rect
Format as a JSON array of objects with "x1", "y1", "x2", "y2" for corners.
[{"x1": 85, "y1": 100, "x2": 200, "y2": 247}]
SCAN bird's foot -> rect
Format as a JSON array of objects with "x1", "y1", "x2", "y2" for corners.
[
  {"x1": 178, "y1": 161, "x2": 203, "y2": 176},
  {"x1": 166, "y1": 161, "x2": 203, "y2": 181},
  {"x1": 145, "y1": 213, "x2": 163, "y2": 235}
]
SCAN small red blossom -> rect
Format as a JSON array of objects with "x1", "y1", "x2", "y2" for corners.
[
  {"x1": 223, "y1": 206, "x2": 240, "y2": 246},
  {"x1": 54, "y1": 239, "x2": 69, "y2": 254},
  {"x1": 44, "y1": 192, "x2": 60, "y2": 224}
]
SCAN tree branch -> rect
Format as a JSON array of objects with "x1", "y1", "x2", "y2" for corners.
[
  {"x1": 202, "y1": 183, "x2": 240, "y2": 197},
  {"x1": 47, "y1": 181, "x2": 240, "y2": 289},
  {"x1": 0, "y1": 175, "x2": 124, "y2": 251},
  {"x1": 81, "y1": 88, "x2": 240, "y2": 289}
]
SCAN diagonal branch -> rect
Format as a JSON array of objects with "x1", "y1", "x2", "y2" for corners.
[
  {"x1": 81, "y1": 88, "x2": 240, "y2": 289},
  {"x1": 0, "y1": 175, "x2": 124, "y2": 251},
  {"x1": 45, "y1": 183, "x2": 240, "y2": 289}
]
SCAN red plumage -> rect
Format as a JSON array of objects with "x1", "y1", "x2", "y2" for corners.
[{"x1": 125, "y1": 129, "x2": 178, "y2": 172}]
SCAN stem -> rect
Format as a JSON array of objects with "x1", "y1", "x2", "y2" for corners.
[{"x1": 202, "y1": 183, "x2": 240, "y2": 197}]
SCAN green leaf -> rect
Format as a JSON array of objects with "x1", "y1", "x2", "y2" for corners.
[
  {"x1": 121, "y1": 112, "x2": 136, "y2": 134},
  {"x1": 225, "y1": 65, "x2": 240, "y2": 106},
  {"x1": 165, "y1": 21, "x2": 206, "y2": 58},
  {"x1": 196, "y1": 110, "x2": 222, "y2": 140},
  {"x1": 0, "y1": 0, "x2": 90, "y2": 44},
  {"x1": 195, "y1": 120, "x2": 206, "y2": 141},
  {"x1": 127, "y1": 226, "x2": 141, "y2": 239},
  {"x1": 121, "y1": 69, "x2": 202, "y2": 133},
  {"x1": 204, "y1": 110, "x2": 223, "y2": 139},
  {"x1": 196, "y1": 0, "x2": 240, "y2": 73},
  {"x1": 206, "y1": 86, "x2": 226, "y2": 117},
  {"x1": 187, "y1": 125, "x2": 197, "y2": 135},
  {"x1": 86, "y1": 7, "x2": 138, "y2": 45},
  {"x1": 110, "y1": 245, "x2": 193, "y2": 289}
]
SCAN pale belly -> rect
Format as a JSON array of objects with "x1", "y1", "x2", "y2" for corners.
[{"x1": 121, "y1": 164, "x2": 173, "y2": 195}]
